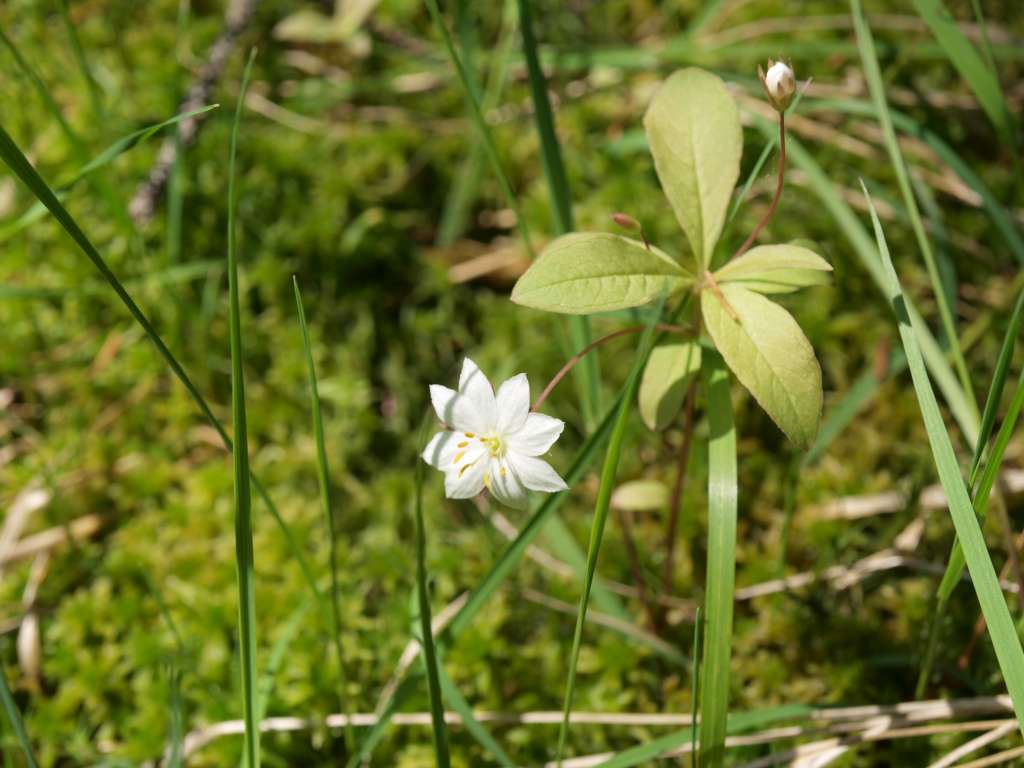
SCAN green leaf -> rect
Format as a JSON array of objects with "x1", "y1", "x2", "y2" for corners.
[
  {"x1": 701, "y1": 286, "x2": 822, "y2": 447},
  {"x1": 511, "y1": 232, "x2": 691, "y2": 314},
  {"x1": 610, "y1": 480, "x2": 669, "y2": 511},
  {"x1": 638, "y1": 342, "x2": 702, "y2": 430},
  {"x1": 643, "y1": 68, "x2": 742, "y2": 269},
  {"x1": 713, "y1": 244, "x2": 832, "y2": 294}
]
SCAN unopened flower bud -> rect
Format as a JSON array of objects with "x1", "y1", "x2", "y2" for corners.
[
  {"x1": 611, "y1": 212, "x2": 640, "y2": 231},
  {"x1": 759, "y1": 60, "x2": 796, "y2": 112}
]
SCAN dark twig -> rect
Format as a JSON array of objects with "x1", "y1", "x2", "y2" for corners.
[
  {"x1": 661, "y1": 378, "x2": 698, "y2": 597},
  {"x1": 617, "y1": 506, "x2": 658, "y2": 631},
  {"x1": 129, "y1": 0, "x2": 260, "y2": 223}
]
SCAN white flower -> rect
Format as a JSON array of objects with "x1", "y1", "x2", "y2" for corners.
[
  {"x1": 760, "y1": 60, "x2": 796, "y2": 112},
  {"x1": 422, "y1": 358, "x2": 568, "y2": 509}
]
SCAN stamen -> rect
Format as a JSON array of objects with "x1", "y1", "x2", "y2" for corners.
[
  {"x1": 483, "y1": 472, "x2": 491, "y2": 490},
  {"x1": 500, "y1": 466, "x2": 507, "y2": 478},
  {"x1": 452, "y1": 451, "x2": 465, "y2": 464},
  {"x1": 458, "y1": 460, "x2": 476, "y2": 477},
  {"x1": 457, "y1": 441, "x2": 469, "y2": 448},
  {"x1": 465, "y1": 432, "x2": 475, "y2": 438}
]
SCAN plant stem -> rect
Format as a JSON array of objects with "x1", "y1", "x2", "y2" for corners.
[
  {"x1": 733, "y1": 112, "x2": 786, "y2": 260},
  {"x1": 532, "y1": 324, "x2": 689, "y2": 412},
  {"x1": 662, "y1": 379, "x2": 698, "y2": 598},
  {"x1": 617, "y1": 506, "x2": 658, "y2": 630}
]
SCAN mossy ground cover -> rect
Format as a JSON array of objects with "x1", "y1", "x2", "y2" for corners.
[{"x1": 1, "y1": 1, "x2": 1023, "y2": 765}]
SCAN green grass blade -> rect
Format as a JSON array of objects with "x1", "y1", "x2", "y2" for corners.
[
  {"x1": 968, "y1": 286, "x2": 1024, "y2": 486},
  {"x1": 698, "y1": 350, "x2": 738, "y2": 768},
  {"x1": 937, "y1": 362, "x2": 1024, "y2": 604},
  {"x1": 0, "y1": 97, "x2": 330, "y2": 655},
  {"x1": 555, "y1": 300, "x2": 664, "y2": 764},
  {"x1": 227, "y1": 49, "x2": 259, "y2": 768},
  {"x1": 413, "y1": 419, "x2": 452, "y2": 768},
  {"x1": 540, "y1": 515, "x2": 628, "y2": 620},
  {"x1": 0, "y1": 105, "x2": 218, "y2": 243},
  {"x1": 0, "y1": 25, "x2": 131, "y2": 235},
  {"x1": 58, "y1": 0, "x2": 105, "y2": 122},
  {"x1": 423, "y1": 0, "x2": 534, "y2": 258},
  {"x1": 593, "y1": 705, "x2": 811, "y2": 768},
  {"x1": 804, "y1": 350, "x2": 908, "y2": 468},
  {"x1": 863, "y1": 181, "x2": 1024, "y2": 734},
  {"x1": 0, "y1": 661, "x2": 40, "y2": 768},
  {"x1": 690, "y1": 606, "x2": 702, "y2": 768},
  {"x1": 436, "y1": 0, "x2": 517, "y2": 247},
  {"x1": 758, "y1": 121, "x2": 979, "y2": 445},
  {"x1": 436, "y1": 661, "x2": 515, "y2": 768},
  {"x1": 851, "y1": 0, "x2": 977, "y2": 422},
  {"x1": 910, "y1": 0, "x2": 1017, "y2": 153},
  {"x1": 516, "y1": 0, "x2": 600, "y2": 428},
  {"x1": 807, "y1": 98, "x2": 1024, "y2": 267},
  {"x1": 293, "y1": 278, "x2": 355, "y2": 751}
]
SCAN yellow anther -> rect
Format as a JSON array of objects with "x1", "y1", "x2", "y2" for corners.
[
  {"x1": 452, "y1": 451, "x2": 465, "y2": 465},
  {"x1": 465, "y1": 432, "x2": 475, "y2": 438},
  {"x1": 483, "y1": 472, "x2": 491, "y2": 490},
  {"x1": 500, "y1": 466, "x2": 507, "y2": 478},
  {"x1": 458, "y1": 460, "x2": 475, "y2": 477},
  {"x1": 457, "y1": 441, "x2": 469, "y2": 448}
]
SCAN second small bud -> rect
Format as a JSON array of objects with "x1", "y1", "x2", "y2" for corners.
[{"x1": 759, "y1": 59, "x2": 796, "y2": 113}]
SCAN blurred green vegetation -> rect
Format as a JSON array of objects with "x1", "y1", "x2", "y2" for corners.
[{"x1": 1, "y1": 0, "x2": 1023, "y2": 765}]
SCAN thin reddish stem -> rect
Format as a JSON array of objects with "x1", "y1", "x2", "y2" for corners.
[
  {"x1": 532, "y1": 324, "x2": 689, "y2": 412},
  {"x1": 661, "y1": 378, "x2": 698, "y2": 597},
  {"x1": 733, "y1": 112, "x2": 786, "y2": 260}
]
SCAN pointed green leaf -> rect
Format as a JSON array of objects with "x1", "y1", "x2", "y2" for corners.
[
  {"x1": 714, "y1": 244, "x2": 832, "y2": 294},
  {"x1": 701, "y1": 286, "x2": 822, "y2": 447},
  {"x1": 643, "y1": 68, "x2": 742, "y2": 269},
  {"x1": 638, "y1": 342, "x2": 701, "y2": 430},
  {"x1": 511, "y1": 232, "x2": 691, "y2": 314}
]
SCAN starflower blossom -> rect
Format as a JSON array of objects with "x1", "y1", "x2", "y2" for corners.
[{"x1": 422, "y1": 358, "x2": 568, "y2": 509}]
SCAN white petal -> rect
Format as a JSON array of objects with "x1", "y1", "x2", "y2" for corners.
[
  {"x1": 506, "y1": 413, "x2": 565, "y2": 456},
  {"x1": 507, "y1": 451, "x2": 568, "y2": 493},
  {"x1": 458, "y1": 358, "x2": 497, "y2": 430},
  {"x1": 429, "y1": 384, "x2": 487, "y2": 434},
  {"x1": 422, "y1": 430, "x2": 478, "y2": 468},
  {"x1": 443, "y1": 455, "x2": 487, "y2": 499},
  {"x1": 487, "y1": 456, "x2": 528, "y2": 510},
  {"x1": 495, "y1": 373, "x2": 530, "y2": 435}
]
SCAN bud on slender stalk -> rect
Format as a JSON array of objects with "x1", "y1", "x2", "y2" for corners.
[
  {"x1": 758, "y1": 59, "x2": 796, "y2": 113},
  {"x1": 611, "y1": 212, "x2": 650, "y2": 250},
  {"x1": 611, "y1": 212, "x2": 640, "y2": 231}
]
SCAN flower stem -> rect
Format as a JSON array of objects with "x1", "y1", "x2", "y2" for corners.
[
  {"x1": 661, "y1": 378, "x2": 698, "y2": 599},
  {"x1": 532, "y1": 324, "x2": 689, "y2": 412},
  {"x1": 732, "y1": 112, "x2": 786, "y2": 261}
]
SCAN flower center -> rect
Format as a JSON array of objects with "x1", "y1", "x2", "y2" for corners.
[{"x1": 480, "y1": 434, "x2": 505, "y2": 458}]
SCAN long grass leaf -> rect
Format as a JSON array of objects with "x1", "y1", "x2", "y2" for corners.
[
  {"x1": 515, "y1": 0, "x2": 600, "y2": 428},
  {"x1": 227, "y1": 49, "x2": 260, "y2": 768},
  {"x1": 0, "y1": 98, "x2": 330, "y2": 657},
  {"x1": 555, "y1": 299, "x2": 665, "y2": 764},
  {"x1": 413, "y1": 418, "x2": 451, "y2": 767},
  {"x1": 851, "y1": 0, "x2": 977, "y2": 420},
  {"x1": 698, "y1": 351, "x2": 737, "y2": 768},
  {"x1": 863, "y1": 181, "x2": 1024, "y2": 733},
  {"x1": 293, "y1": 278, "x2": 354, "y2": 750},
  {"x1": 909, "y1": 0, "x2": 1017, "y2": 152},
  {"x1": 0, "y1": 105, "x2": 218, "y2": 243},
  {"x1": 0, "y1": 662, "x2": 39, "y2": 768},
  {"x1": 58, "y1": 0, "x2": 105, "y2": 122}
]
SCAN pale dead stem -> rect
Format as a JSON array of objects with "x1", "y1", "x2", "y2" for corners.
[{"x1": 158, "y1": 696, "x2": 1018, "y2": 766}]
